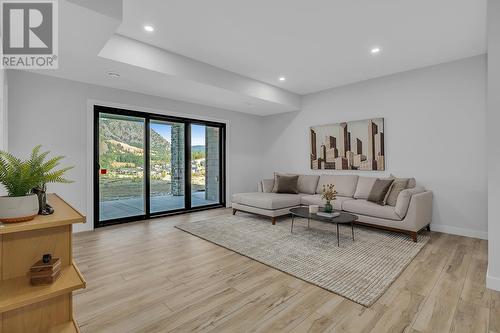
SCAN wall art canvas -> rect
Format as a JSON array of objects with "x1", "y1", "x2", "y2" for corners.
[{"x1": 310, "y1": 118, "x2": 385, "y2": 171}]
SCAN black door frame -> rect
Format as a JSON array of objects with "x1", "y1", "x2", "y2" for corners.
[{"x1": 93, "y1": 105, "x2": 226, "y2": 228}]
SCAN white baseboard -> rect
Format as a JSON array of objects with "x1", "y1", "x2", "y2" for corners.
[
  {"x1": 430, "y1": 224, "x2": 487, "y2": 240},
  {"x1": 487, "y1": 267, "x2": 500, "y2": 291}
]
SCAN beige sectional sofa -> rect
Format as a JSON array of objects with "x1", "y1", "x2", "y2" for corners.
[{"x1": 231, "y1": 174, "x2": 433, "y2": 242}]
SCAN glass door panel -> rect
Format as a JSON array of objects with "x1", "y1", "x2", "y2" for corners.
[
  {"x1": 150, "y1": 120, "x2": 185, "y2": 213},
  {"x1": 191, "y1": 124, "x2": 220, "y2": 207},
  {"x1": 98, "y1": 113, "x2": 146, "y2": 222}
]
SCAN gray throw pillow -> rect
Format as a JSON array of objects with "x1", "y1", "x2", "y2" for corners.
[
  {"x1": 385, "y1": 178, "x2": 410, "y2": 206},
  {"x1": 367, "y1": 179, "x2": 394, "y2": 205},
  {"x1": 274, "y1": 175, "x2": 299, "y2": 194},
  {"x1": 272, "y1": 172, "x2": 295, "y2": 192}
]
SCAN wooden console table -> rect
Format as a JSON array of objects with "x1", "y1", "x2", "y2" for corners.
[{"x1": 0, "y1": 194, "x2": 86, "y2": 332}]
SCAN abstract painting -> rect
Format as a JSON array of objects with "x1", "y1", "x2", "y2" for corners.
[{"x1": 310, "y1": 118, "x2": 385, "y2": 171}]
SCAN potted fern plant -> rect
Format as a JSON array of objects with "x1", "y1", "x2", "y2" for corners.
[{"x1": 0, "y1": 146, "x2": 73, "y2": 223}]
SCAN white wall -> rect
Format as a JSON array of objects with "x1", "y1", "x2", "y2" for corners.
[
  {"x1": 487, "y1": 0, "x2": 500, "y2": 291},
  {"x1": 261, "y1": 56, "x2": 487, "y2": 239},
  {"x1": 6, "y1": 57, "x2": 489, "y2": 241},
  {"x1": 7, "y1": 70, "x2": 264, "y2": 232}
]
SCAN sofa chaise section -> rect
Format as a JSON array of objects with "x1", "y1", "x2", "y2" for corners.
[{"x1": 231, "y1": 192, "x2": 302, "y2": 224}]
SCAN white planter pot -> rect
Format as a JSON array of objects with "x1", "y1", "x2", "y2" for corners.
[{"x1": 0, "y1": 194, "x2": 39, "y2": 223}]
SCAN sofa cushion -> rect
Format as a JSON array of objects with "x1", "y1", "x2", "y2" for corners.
[
  {"x1": 316, "y1": 175, "x2": 359, "y2": 197},
  {"x1": 231, "y1": 192, "x2": 300, "y2": 210},
  {"x1": 394, "y1": 186, "x2": 425, "y2": 219},
  {"x1": 297, "y1": 175, "x2": 320, "y2": 194},
  {"x1": 353, "y1": 177, "x2": 378, "y2": 199},
  {"x1": 342, "y1": 199, "x2": 401, "y2": 221},
  {"x1": 274, "y1": 175, "x2": 299, "y2": 194},
  {"x1": 300, "y1": 195, "x2": 353, "y2": 210}
]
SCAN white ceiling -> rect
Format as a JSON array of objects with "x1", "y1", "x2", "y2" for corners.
[
  {"x1": 32, "y1": 0, "x2": 300, "y2": 116},
  {"x1": 30, "y1": 0, "x2": 486, "y2": 116},
  {"x1": 118, "y1": 0, "x2": 487, "y2": 95}
]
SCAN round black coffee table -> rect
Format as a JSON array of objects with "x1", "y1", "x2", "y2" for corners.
[{"x1": 289, "y1": 207, "x2": 358, "y2": 246}]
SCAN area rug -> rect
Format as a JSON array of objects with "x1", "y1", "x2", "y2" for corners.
[{"x1": 175, "y1": 213, "x2": 429, "y2": 306}]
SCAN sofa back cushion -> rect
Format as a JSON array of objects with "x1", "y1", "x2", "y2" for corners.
[
  {"x1": 297, "y1": 175, "x2": 320, "y2": 194},
  {"x1": 316, "y1": 175, "x2": 359, "y2": 197},
  {"x1": 261, "y1": 179, "x2": 275, "y2": 193},
  {"x1": 354, "y1": 176, "x2": 378, "y2": 199}
]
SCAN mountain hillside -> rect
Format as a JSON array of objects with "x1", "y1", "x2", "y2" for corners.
[{"x1": 99, "y1": 118, "x2": 170, "y2": 168}]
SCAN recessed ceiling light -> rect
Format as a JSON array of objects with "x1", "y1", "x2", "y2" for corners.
[
  {"x1": 279, "y1": 76, "x2": 286, "y2": 81},
  {"x1": 106, "y1": 71, "x2": 120, "y2": 78},
  {"x1": 371, "y1": 47, "x2": 381, "y2": 54},
  {"x1": 144, "y1": 25, "x2": 154, "y2": 32}
]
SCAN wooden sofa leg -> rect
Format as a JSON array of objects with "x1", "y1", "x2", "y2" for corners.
[
  {"x1": 271, "y1": 217, "x2": 276, "y2": 225},
  {"x1": 411, "y1": 232, "x2": 418, "y2": 242},
  {"x1": 426, "y1": 224, "x2": 431, "y2": 231},
  {"x1": 232, "y1": 208, "x2": 237, "y2": 215}
]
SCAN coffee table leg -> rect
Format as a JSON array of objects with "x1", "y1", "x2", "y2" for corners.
[
  {"x1": 351, "y1": 222, "x2": 354, "y2": 241},
  {"x1": 291, "y1": 215, "x2": 294, "y2": 233},
  {"x1": 308, "y1": 218, "x2": 310, "y2": 229},
  {"x1": 336, "y1": 223, "x2": 340, "y2": 247}
]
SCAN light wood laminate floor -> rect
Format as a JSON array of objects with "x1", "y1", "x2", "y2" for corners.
[{"x1": 73, "y1": 208, "x2": 499, "y2": 333}]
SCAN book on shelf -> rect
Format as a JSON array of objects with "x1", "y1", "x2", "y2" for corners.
[{"x1": 29, "y1": 257, "x2": 62, "y2": 285}]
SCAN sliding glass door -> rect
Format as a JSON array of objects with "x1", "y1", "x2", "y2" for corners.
[
  {"x1": 98, "y1": 113, "x2": 146, "y2": 221},
  {"x1": 150, "y1": 120, "x2": 185, "y2": 213},
  {"x1": 94, "y1": 106, "x2": 225, "y2": 228},
  {"x1": 191, "y1": 124, "x2": 221, "y2": 207}
]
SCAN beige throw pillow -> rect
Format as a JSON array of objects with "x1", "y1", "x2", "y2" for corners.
[{"x1": 385, "y1": 178, "x2": 410, "y2": 206}]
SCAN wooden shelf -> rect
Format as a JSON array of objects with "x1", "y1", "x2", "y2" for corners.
[
  {"x1": 0, "y1": 263, "x2": 86, "y2": 313},
  {"x1": 0, "y1": 193, "x2": 86, "y2": 331},
  {"x1": 48, "y1": 319, "x2": 80, "y2": 333},
  {"x1": 0, "y1": 194, "x2": 85, "y2": 235}
]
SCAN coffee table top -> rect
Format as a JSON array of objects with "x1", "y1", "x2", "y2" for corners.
[{"x1": 290, "y1": 207, "x2": 357, "y2": 224}]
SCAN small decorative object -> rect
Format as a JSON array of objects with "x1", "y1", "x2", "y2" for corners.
[
  {"x1": 309, "y1": 205, "x2": 319, "y2": 213},
  {"x1": 321, "y1": 184, "x2": 337, "y2": 213},
  {"x1": 0, "y1": 145, "x2": 73, "y2": 222},
  {"x1": 317, "y1": 211, "x2": 340, "y2": 218},
  {"x1": 32, "y1": 185, "x2": 55, "y2": 215},
  {"x1": 42, "y1": 253, "x2": 52, "y2": 263},
  {"x1": 30, "y1": 254, "x2": 61, "y2": 285}
]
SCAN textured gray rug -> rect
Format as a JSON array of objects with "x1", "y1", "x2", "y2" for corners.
[{"x1": 176, "y1": 213, "x2": 429, "y2": 306}]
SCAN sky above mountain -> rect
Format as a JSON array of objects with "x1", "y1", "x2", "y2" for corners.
[{"x1": 151, "y1": 123, "x2": 206, "y2": 146}]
